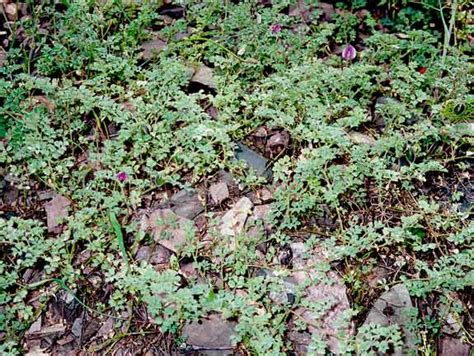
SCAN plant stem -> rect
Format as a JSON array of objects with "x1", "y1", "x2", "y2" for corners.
[{"x1": 441, "y1": 0, "x2": 458, "y2": 65}]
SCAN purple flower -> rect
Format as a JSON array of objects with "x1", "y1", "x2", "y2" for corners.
[
  {"x1": 341, "y1": 44, "x2": 357, "y2": 60},
  {"x1": 116, "y1": 171, "x2": 128, "y2": 183},
  {"x1": 270, "y1": 24, "x2": 282, "y2": 34}
]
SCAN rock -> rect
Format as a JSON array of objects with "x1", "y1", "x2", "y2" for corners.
[
  {"x1": 44, "y1": 195, "x2": 70, "y2": 233},
  {"x1": 438, "y1": 336, "x2": 471, "y2": 356},
  {"x1": 135, "y1": 246, "x2": 152, "y2": 261},
  {"x1": 220, "y1": 197, "x2": 253, "y2": 237},
  {"x1": 191, "y1": 65, "x2": 216, "y2": 89},
  {"x1": 3, "y1": 184, "x2": 18, "y2": 206},
  {"x1": 25, "y1": 348, "x2": 49, "y2": 356},
  {"x1": 141, "y1": 37, "x2": 167, "y2": 59},
  {"x1": 217, "y1": 170, "x2": 237, "y2": 188},
  {"x1": 253, "y1": 127, "x2": 267, "y2": 137},
  {"x1": 4, "y1": 173, "x2": 20, "y2": 183},
  {"x1": 257, "y1": 268, "x2": 297, "y2": 305},
  {"x1": 349, "y1": 132, "x2": 376, "y2": 146},
  {"x1": 253, "y1": 204, "x2": 271, "y2": 221},
  {"x1": 170, "y1": 189, "x2": 204, "y2": 219},
  {"x1": 253, "y1": 204, "x2": 273, "y2": 232},
  {"x1": 439, "y1": 302, "x2": 462, "y2": 335},
  {"x1": 140, "y1": 209, "x2": 193, "y2": 253},
  {"x1": 27, "y1": 316, "x2": 42, "y2": 334},
  {"x1": 28, "y1": 323, "x2": 66, "y2": 337},
  {"x1": 266, "y1": 131, "x2": 290, "y2": 157},
  {"x1": 209, "y1": 182, "x2": 229, "y2": 204},
  {"x1": 71, "y1": 317, "x2": 83, "y2": 338},
  {"x1": 135, "y1": 245, "x2": 171, "y2": 265},
  {"x1": 366, "y1": 266, "x2": 390, "y2": 289},
  {"x1": 71, "y1": 316, "x2": 100, "y2": 341},
  {"x1": 441, "y1": 311, "x2": 461, "y2": 335},
  {"x1": 182, "y1": 314, "x2": 236, "y2": 352},
  {"x1": 258, "y1": 188, "x2": 273, "y2": 202},
  {"x1": 288, "y1": 331, "x2": 312, "y2": 355},
  {"x1": 362, "y1": 284, "x2": 417, "y2": 355},
  {"x1": 159, "y1": 5, "x2": 185, "y2": 19},
  {"x1": 318, "y1": 2, "x2": 335, "y2": 20},
  {"x1": 97, "y1": 318, "x2": 115, "y2": 338},
  {"x1": 4, "y1": 3, "x2": 17, "y2": 21},
  {"x1": 179, "y1": 263, "x2": 205, "y2": 284},
  {"x1": 289, "y1": 242, "x2": 351, "y2": 354},
  {"x1": 235, "y1": 142, "x2": 272, "y2": 181},
  {"x1": 38, "y1": 190, "x2": 55, "y2": 201}
]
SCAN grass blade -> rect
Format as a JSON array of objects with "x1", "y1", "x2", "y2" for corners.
[{"x1": 109, "y1": 212, "x2": 129, "y2": 270}]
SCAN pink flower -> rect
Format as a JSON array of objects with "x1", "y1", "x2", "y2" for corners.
[
  {"x1": 116, "y1": 171, "x2": 128, "y2": 183},
  {"x1": 341, "y1": 44, "x2": 357, "y2": 60},
  {"x1": 270, "y1": 24, "x2": 282, "y2": 34}
]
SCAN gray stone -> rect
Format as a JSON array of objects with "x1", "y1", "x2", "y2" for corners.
[
  {"x1": 44, "y1": 195, "x2": 70, "y2": 233},
  {"x1": 439, "y1": 303, "x2": 462, "y2": 335},
  {"x1": 209, "y1": 182, "x2": 229, "y2": 204},
  {"x1": 258, "y1": 188, "x2": 273, "y2": 202},
  {"x1": 258, "y1": 269, "x2": 297, "y2": 305},
  {"x1": 135, "y1": 246, "x2": 152, "y2": 261},
  {"x1": 38, "y1": 190, "x2": 55, "y2": 201},
  {"x1": 140, "y1": 209, "x2": 193, "y2": 253},
  {"x1": 220, "y1": 197, "x2": 253, "y2": 237},
  {"x1": 170, "y1": 189, "x2": 204, "y2": 219},
  {"x1": 289, "y1": 242, "x2": 351, "y2": 354},
  {"x1": 135, "y1": 245, "x2": 171, "y2": 265},
  {"x1": 234, "y1": 142, "x2": 272, "y2": 181},
  {"x1": 27, "y1": 316, "x2": 42, "y2": 334},
  {"x1": 217, "y1": 170, "x2": 237, "y2": 189},
  {"x1": 349, "y1": 132, "x2": 376, "y2": 146},
  {"x1": 182, "y1": 314, "x2": 236, "y2": 351},
  {"x1": 141, "y1": 37, "x2": 167, "y2": 59},
  {"x1": 97, "y1": 318, "x2": 115, "y2": 338},
  {"x1": 71, "y1": 317, "x2": 83, "y2": 337},
  {"x1": 438, "y1": 336, "x2": 471, "y2": 356},
  {"x1": 362, "y1": 284, "x2": 417, "y2": 355}
]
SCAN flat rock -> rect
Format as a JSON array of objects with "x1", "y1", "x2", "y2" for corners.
[
  {"x1": 140, "y1": 209, "x2": 193, "y2": 253},
  {"x1": 141, "y1": 37, "x2": 167, "y2": 59},
  {"x1": 209, "y1": 182, "x2": 229, "y2": 204},
  {"x1": 97, "y1": 318, "x2": 115, "y2": 338},
  {"x1": 289, "y1": 242, "x2": 351, "y2": 354},
  {"x1": 135, "y1": 245, "x2": 171, "y2": 265},
  {"x1": 258, "y1": 188, "x2": 273, "y2": 202},
  {"x1": 349, "y1": 132, "x2": 376, "y2": 146},
  {"x1": 71, "y1": 317, "x2": 83, "y2": 338},
  {"x1": 170, "y1": 189, "x2": 204, "y2": 219},
  {"x1": 438, "y1": 336, "x2": 471, "y2": 356},
  {"x1": 44, "y1": 195, "x2": 70, "y2": 233},
  {"x1": 217, "y1": 170, "x2": 238, "y2": 190},
  {"x1": 27, "y1": 316, "x2": 42, "y2": 334},
  {"x1": 362, "y1": 284, "x2": 417, "y2": 355},
  {"x1": 235, "y1": 143, "x2": 272, "y2": 181},
  {"x1": 182, "y1": 314, "x2": 236, "y2": 351},
  {"x1": 220, "y1": 197, "x2": 253, "y2": 237},
  {"x1": 29, "y1": 323, "x2": 66, "y2": 338}
]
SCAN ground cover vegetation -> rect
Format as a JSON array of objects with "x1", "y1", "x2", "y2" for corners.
[{"x1": 0, "y1": 0, "x2": 472, "y2": 354}]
